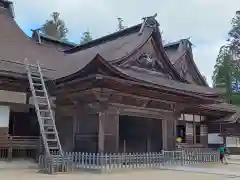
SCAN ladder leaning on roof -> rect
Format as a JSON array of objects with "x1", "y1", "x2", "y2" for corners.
[{"x1": 24, "y1": 59, "x2": 63, "y2": 157}]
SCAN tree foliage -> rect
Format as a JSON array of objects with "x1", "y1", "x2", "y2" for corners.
[
  {"x1": 212, "y1": 46, "x2": 234, "y2": 98},
  {"x1": 41, "y1": 12, "x2": 68, "y2": 40},
  {"x1": 80, "y1": 30, "x2": 93, "y2": 44},
  {"x1": 212, "y1": 10, "x2": 240, "y2": 102}
]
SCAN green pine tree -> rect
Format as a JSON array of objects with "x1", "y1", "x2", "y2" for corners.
[
  {"x1": 212, "y1": 11, "x2": 240, "y2": 104},
  {"x1": 80, "y1": 31, "x2": 93, "y2": 44},
  {"x1": 212, "y1": 45, "x2": 235, "y2": 102},
  {"x1": 41, "y1": 12, "x2": 68, "y2": 40}
]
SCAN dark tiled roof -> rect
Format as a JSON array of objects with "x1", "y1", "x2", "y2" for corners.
[
  {"x1": 65, "y1": 25, "x2": 152, "y2": 63},
  {"x1": 200, "y1": 103, "x2": 237, "y2": 112},
  {"x1": 164, "y1": 39, "x2": 208, "y2": 86},
  {"x1": 0, "y1": 9, "x2": 81, "y2": 79},
  {"x1": 0, "y1": 8, "x2": 227, "y2": 100},
  {"x1": 31, "y1": 32, "x2": 77, "y2": 51},
  {"x1": 114, "y1": 66, "x2": 221, "y2": 97},
  {"x1": 164, "y1": 40, "x2": 183, "y2": 64},
  {"x1": 0, "y1": 10, "x2": 153, "y2": 80}
]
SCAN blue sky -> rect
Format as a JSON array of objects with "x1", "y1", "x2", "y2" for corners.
[{"x1": 11, "y1": 0, "x2": 240, "y2": 85}]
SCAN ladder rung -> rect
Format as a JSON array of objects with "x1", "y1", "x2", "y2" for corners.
[
  {"x1": 39, "y1": 110, "x2": 49, "y2": 113},
  {"x1": 47, "y1": 139, "x2": 57, "y2": 142},
  {"x1": 30, "y1": 70, "x2": 39, "y2": 74},
  {"x1": 29, "y1": 64, "x2": 39, "y2": 68},
  {"x1": 41, "y1": 116, "x2": 51, "y2": 120},
  {"x1": 33, "y1": 83, "x2": 42, "y2": 86},
  {"x1": 49, "y1": 147, "x2": 59, "y2": 150},
  {"x1": 36, "y1": 96, "x2": 46, "y2": 99},
  {"x1": 35, "y1": 90, "x2": 44, "y2": 93},
  {"x1": 44, "y1": 125, "x2": 54, "y2": 128},
  {"x1": 38, "y1": 103, "x2": 48, "y2": 106},
  {"x1": 32, "y1": 76, "x2": 41, "y2": 80},
  {"x1": 31, "y1": 73, "x2": 40, "y2": 77},
  {"x1": 45, "y1": 131, "x2": 55, "y2": 134}
]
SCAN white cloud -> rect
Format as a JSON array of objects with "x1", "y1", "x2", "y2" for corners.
[{"x1": 11, "y1": 0, "x2": 240, "y2": 85}]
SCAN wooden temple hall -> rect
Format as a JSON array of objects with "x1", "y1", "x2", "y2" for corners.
[{"x1": 0, "y1": 0, "x2": 239, "y2": 158}]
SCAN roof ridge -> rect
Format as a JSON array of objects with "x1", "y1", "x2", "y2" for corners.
[
  {"x1": 65, "y1": 24, "x2": 142, "y2": 54},
  {"x1": 39, "y1": 33, "x2": 77, "y2": 46}
]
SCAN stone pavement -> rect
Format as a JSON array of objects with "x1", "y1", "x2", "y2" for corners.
[
  {"x1": 158, "y1": 155, "x2": 240, "y2": 177},
  {"x1": 1, "y1": 158, "x2": 240, "y2": 180},
  {"x1": 161, "y1": 164, "x2": 240, "y2": 177}
]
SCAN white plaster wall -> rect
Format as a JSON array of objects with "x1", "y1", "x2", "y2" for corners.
[
  {"x1": 226, "y1": 137, "x2": 240, "y2": 147},
  {"x1": 208, "y1": 133, "x2": 223, "y2": 144},
  {"x1": 0, "y1": 90, "x2": 26, "y2": 104},
  {"x1": 0, "y1": 105, "x2": 10, "y2": 127},
  {"x1": 184, "y1": 114, "x2": 193, "y2": 121},
  {"x1": 179, "y1": 114, "x2": 205, "y2": 122}
]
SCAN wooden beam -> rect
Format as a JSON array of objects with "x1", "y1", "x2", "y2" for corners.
[
  {"x1": 54, "y1": 74, "x2": 217, "y2": 104},
  {"x1": 110, "y1": 103, "x2": 173, "y2": 119}
]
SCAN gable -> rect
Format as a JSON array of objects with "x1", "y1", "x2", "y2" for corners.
[
  {"x1": 165, "y1": 40, "x2": 208, "y2": 86},
  {"x1": 116, "y1": 38, "x2": 179, "y2": 80},
  {"x1": 174, "y1": 49, "x2": 207, "y2": 86}
]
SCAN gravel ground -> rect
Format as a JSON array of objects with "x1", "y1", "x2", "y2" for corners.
[{"x1": 0, "y1": 169, "x2": 230, "y2": 180}]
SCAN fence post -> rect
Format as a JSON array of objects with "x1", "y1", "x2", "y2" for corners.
[{"x1": 7, "y1": 136, "x2": 12, "y2": 161}]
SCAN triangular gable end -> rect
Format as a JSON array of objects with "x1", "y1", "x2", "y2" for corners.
[
  {"x1": 112, "y1": 14, "x2": 185, "y2": 82},
  {"x1": 165, "y1": 39, "x2": 208, "y2": 86},
  {"x1": 115, "y1": 35, "x2": 185, "y2": 82}
]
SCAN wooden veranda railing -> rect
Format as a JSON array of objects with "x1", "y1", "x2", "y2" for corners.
[
  {"x1": 0, "y1": 135, "x2": 40, "y2": 160},
  {"x1": 0, "y1": 135, "x2": 40, "y2": 148}
]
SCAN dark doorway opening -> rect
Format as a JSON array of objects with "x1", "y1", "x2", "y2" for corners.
[
  {"x1": 176, "y1": 125, "x2": 186, "y2": 143},
  {"x1": 8, "y1": 108, "x2": 39, "y2": 137},
  {"x1": 119, "y1": 115, "x2": 162, "y2": 152},
  {"x1": 7, "y1": 108, "x2": 40, "y2": 160}
]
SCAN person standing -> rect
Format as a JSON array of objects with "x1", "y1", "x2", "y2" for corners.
[{"x1": 219, "y1": 145, "x2": 228, "y2": 164}]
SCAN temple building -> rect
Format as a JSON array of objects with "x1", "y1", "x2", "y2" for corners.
[{"x1": 0, "y1": 0, "x2": 239, "y2": 158}]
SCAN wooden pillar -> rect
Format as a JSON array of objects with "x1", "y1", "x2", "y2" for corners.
[
  {"x1": 162, "y1": 114, "x2": 176, "y2": 150},
  {"x1": 98, "y1": 112, "x2": 104, "y2": 153},
  {"x1": 193, "y1": 115, "x2": 196, "y2": 144},
  {"x1": 146, "y1": 119, "x2": 151, "y2": 152},
  {"x1": 72, "y1": 107, "x2": 78, "y2": 150},
  {"x1": 166, "y1": 119, "x2": 176, "y2": 150},
  {"x1": 8, "y1": 136, "x2": 12, "y2": 161},
  {"x1": 186, "y1": 123, "x2": 194, "y2": 144},
  {"x1": 162, "y1": 119, "x2": 167, "y2": 150},
  {"x1": 200, "y1": 124, "x2": 208, "y2": 147},
  {"x1": 98, "y1": 107, "x2": 119, "y2": 153}
]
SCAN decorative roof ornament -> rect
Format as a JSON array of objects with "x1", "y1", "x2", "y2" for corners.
[
  {"x1": 31, "y1": 28, "x2": 42, "y2": 44},
  {"x1": 139, "y1": 13, "x2": 159, "y2": 35},
  {"x1": 137, "y1": 53, "x2": 157, "y2": 69}
]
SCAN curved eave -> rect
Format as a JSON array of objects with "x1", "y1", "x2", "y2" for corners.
[
  {"x1": 56, "y1": 54, "x2": 219, "y2": 104},
  {"x1": 111, "y1": 28, "x2": 154, "y2": 65},
  {"x1": 186, "y1": 46, "x2": 209, "y2": 86}
]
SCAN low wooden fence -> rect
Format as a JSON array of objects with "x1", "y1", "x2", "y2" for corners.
[
  {"x1": 39, "y1": 148, "x2": 220, "y2": 174},
  {"x1": 0, "y1": 136, "x2": 40, "y2": 160}
]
